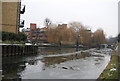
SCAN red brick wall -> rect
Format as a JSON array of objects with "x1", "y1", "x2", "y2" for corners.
[{"x1": 30, "y1": 23, "x2": 36, "y2": 30}]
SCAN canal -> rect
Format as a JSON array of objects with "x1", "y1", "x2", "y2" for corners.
[{"x1": 2, "y1": 47, "x2": 112, "y2": 79}]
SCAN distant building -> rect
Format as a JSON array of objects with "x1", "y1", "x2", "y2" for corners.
[
  {"x1": 107, "y1": 37, "x2": 117, "y2": 44},
  {"x1": 23, "y1": 23, "x2": 48, "y2": 43},
  {"x1": 1, "y1": 0, "x2": 25, "y2": 33},
  {"x1": 23, "y1": 28, "x2": 30, "y2": 39},
  {"x1": 58, "y1": 24, "x2": 67, "y2": 29}
]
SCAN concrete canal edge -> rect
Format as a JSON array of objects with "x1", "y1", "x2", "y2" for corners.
[
  {"x1": 2, "y1": 45, "x2": 38, "y2": 57},
  {"x1": 97, "y1": 51, "x2": 119, "y2": 80}
]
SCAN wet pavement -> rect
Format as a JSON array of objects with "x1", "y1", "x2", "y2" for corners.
[{"x1": 2, "y1": 47, "x2": 112, "y2": 79}]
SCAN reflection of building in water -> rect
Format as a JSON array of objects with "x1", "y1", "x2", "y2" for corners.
[{"x1": 1, "y1": 0, "x2": 25, "y2": 33}]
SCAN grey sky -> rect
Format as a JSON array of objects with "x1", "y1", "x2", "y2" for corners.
[{"x1": 21, "y1": 0, "x2": 119, "y2": 38}]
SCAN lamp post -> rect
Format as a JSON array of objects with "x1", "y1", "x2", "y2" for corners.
[{"x1": 76, "y1": 35, "x2": 80, "y2": 51}]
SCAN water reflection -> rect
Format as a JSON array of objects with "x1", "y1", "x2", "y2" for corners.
[
  {"x1": 2, "y1": 47, "x2": 77, "y2": 79},
  {"x1": 2, "y1": 61, "x2": 26, "y2": 79},
  {"x1": 39, "y1": 47, "x2": 77, "y2": 55},
  {"x1": 2, "y1": 48, "x2": 111, "y2": 79},
  {"x1": 42, "y1": 52, "x2": 91, "y2": 67}
]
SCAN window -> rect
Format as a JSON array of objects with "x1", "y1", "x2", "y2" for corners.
[
  {"x1": 39, "y1": 35, "x2": 47, "y2": 37},
  {"x1": 32, "y1": 36, "x2": 36, "y2": 37}
]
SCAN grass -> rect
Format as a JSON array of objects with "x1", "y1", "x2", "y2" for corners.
[{"x1": 99, "y1": 50, "x2": 119, "y2": 80}]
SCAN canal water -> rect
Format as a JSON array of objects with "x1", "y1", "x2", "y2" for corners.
[{"x1": 2, "y1": 47, "x2": 112, "y2": 79}]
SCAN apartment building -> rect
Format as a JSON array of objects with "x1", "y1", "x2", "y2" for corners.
[
  {"x1": 23, "y1": 23, "x2": 48, "y2": 43},
  {"x1": 1, "y1": 0, "x2": 25, "y2": 33}
]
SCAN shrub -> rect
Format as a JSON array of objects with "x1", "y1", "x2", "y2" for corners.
[{"x1": 2, "y1": 31, "x2": 27, "y2": 42}]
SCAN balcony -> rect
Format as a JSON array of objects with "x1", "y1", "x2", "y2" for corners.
[
  {"x1": 20, "y1": 5, "x2": 25, "y2": 14},
  {"x1": 19, "y1": 20, "x2": 24, "y2": 28}
]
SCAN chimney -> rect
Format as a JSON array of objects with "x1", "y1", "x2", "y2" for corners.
[{"x1": 30, "y1": 23, "x2": 36, "y2": 30}]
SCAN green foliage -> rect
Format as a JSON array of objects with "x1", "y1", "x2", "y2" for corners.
[
  {"x1": 2, "y1": 41, "x2": 25, "y2": 44},
  {"x1": 18, "y1": 32, "x2": 27, "y2": 41},
  {"x1": 2, "y1": 31, "x2": 27, "y2": 42}
]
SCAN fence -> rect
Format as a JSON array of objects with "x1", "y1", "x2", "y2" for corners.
[{"x1": 2, "y1": 45, "x2": 38, "y2": 57}]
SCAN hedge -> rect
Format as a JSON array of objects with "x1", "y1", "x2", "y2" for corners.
[{"x1": 2, "y1": 31, "x2": 27, "y2": 42}]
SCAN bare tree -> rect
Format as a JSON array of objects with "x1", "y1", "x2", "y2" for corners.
[
  {"x1": 44, "y1": 18, "x2": 52, "y2": 28},
  {"x1": 69, "y1": 21, "x2": 84, "y2": 47},
  {"x1": 46, "y1": 24, "x2": 74, "y2": 45},
  {"x1": 79, "y1": 27, "x2": 92, "y2": 47},
  {"x1": 92, "y1": 28, "x2": 106, "y2": 47}
]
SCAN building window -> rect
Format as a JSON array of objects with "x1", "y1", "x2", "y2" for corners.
[{"x1": 32, "y1": 36, "x2": 36, "y2": 37}]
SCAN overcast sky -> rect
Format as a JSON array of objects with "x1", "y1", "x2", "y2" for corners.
[{"x1": 21, "y1": 0, "x2": 119, "y2": 38}]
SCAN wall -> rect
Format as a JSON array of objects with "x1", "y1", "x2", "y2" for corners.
[{"x1": 2, "y1": 1, "x2": 20, "y2": 33}]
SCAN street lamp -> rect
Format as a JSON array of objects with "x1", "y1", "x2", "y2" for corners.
[{"x1": 76, "y1": 35, "x2": 80, "y2": 51}]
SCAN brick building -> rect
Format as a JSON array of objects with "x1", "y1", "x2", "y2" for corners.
[
  {"x1": 58, "y1": 24, "x2": 67, "y2": 29},
  {"x1": 23, "y1": 23, "x2": 48, "y2": 43}
]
